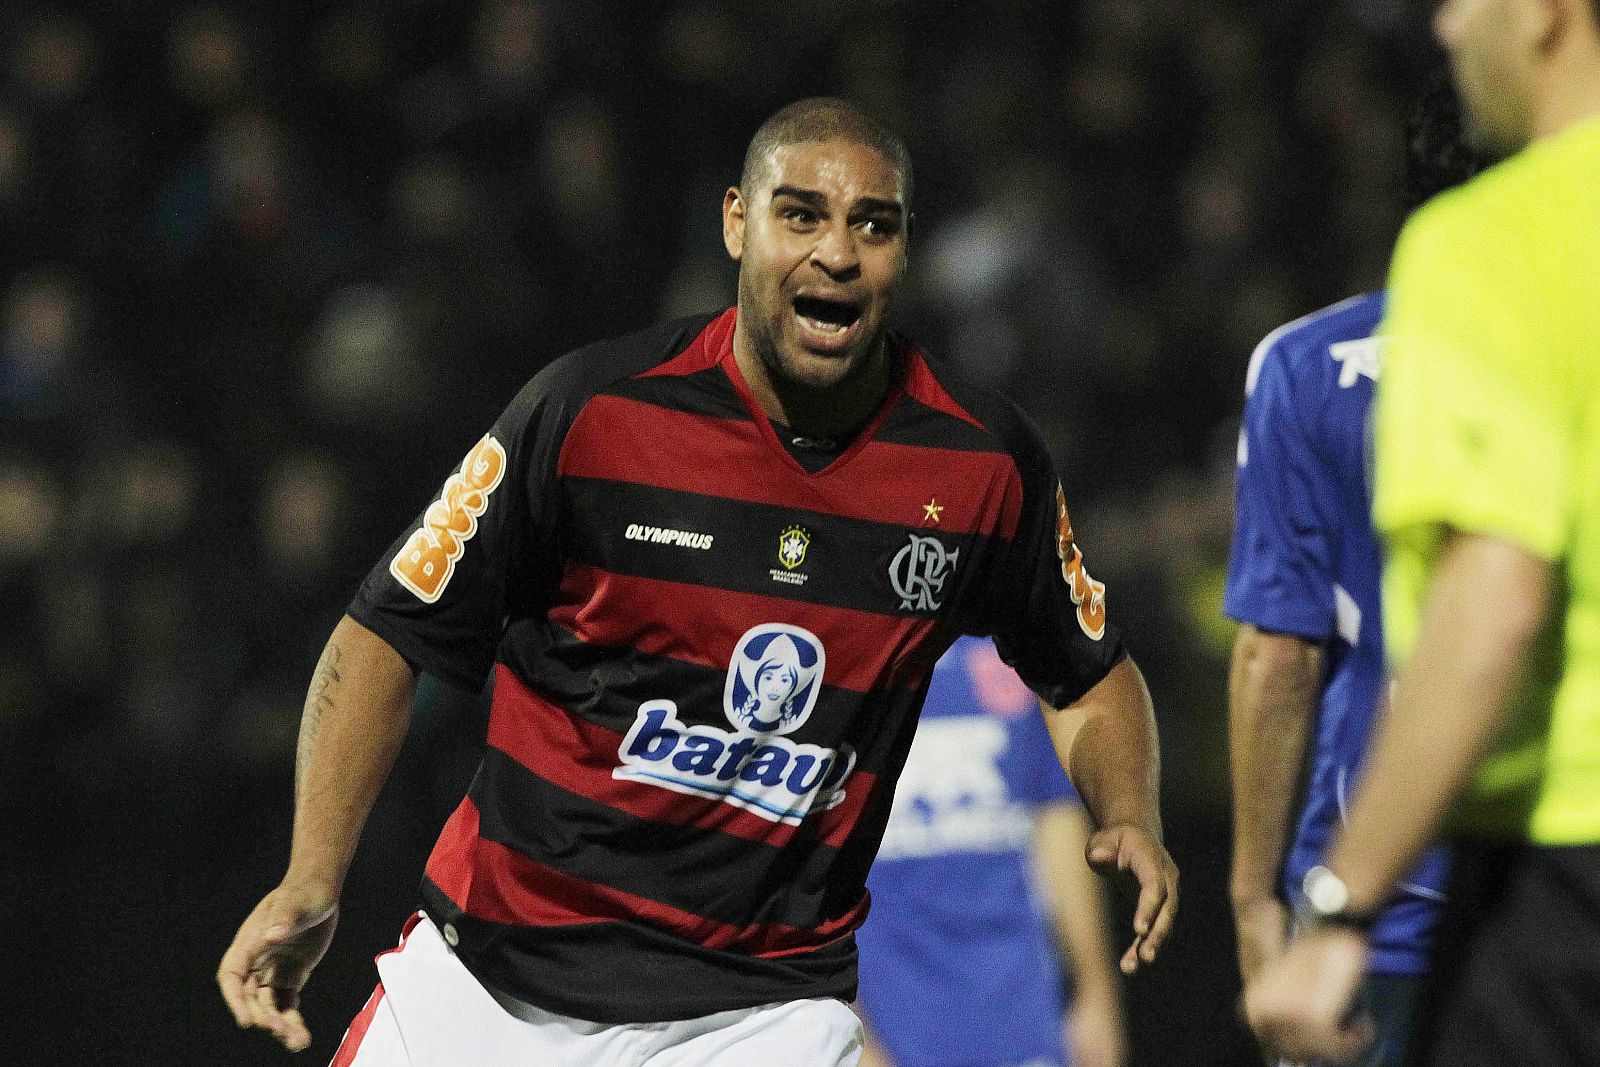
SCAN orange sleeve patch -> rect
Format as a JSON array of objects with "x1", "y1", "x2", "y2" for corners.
[
  {"x1": 1055, "y1": 485, "x2": 1107, "y2": 640},
  {"x1": 390, "y1": 435, "x2": 507, "y2": 603}
]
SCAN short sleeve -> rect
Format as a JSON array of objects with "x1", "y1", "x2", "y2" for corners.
[
  {"x1": 1222, "y1": 342, "x2": 1338, "y2": 640},
  {"x1": 347, "y1": 369, "x2": 571, "y2": 690},
  {"x1": 984, "y1": 413, "x2": 1125, "y2": 709},
  {"x1": 1374, "y1": 213, "x2": 1573, "y2": 565}
]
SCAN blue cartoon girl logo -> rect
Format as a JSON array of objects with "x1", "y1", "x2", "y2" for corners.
[{"x1": 724, "y1": 624, "x2": 825, "y2": 735}]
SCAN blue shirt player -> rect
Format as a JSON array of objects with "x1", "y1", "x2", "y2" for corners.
[
  {"x1": 1225, "y1": 292, "x2": 1451, "y2": 1065},
  {"x1": 856, "y1": 636, "x2": 1126, "y2": 1067}
]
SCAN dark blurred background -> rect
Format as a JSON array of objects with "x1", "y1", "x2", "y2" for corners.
[{"x1": 1, "y1": 2, "x2": 1443, "y2": 1063}]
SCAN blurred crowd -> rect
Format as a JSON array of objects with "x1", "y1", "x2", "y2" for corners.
[{"x1": 3, "y1": 5, "x2": 1439, "y2": 1057}]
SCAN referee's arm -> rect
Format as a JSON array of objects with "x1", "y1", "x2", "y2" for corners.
[
  {"x1": 1326, "y1": 531, "x2": 1550, "y2": 915},
  {"x1": 1245, "y1": 532, "x2": 1551, "y2": 1062}
]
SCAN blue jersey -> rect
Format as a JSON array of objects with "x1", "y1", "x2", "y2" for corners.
[
  {"x1": 857, "y1": 635, "x2": 1078, "y2": 1067},
  {"x1": 1224, "y1": 292, "x2": 1448, "y2": 974}
]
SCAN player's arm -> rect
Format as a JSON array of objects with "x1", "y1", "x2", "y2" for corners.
[
  {"x1": 851, "y1": 1005, "x2": 897, "y2": 1067},
  {"x1": 1245, "y1": 531, "x2": 1550, "y2": 1061},
  {"x1": 1040, "y1": 656, "x2": 1177, "y2": 972},
  {"x1": 1033, "y1": 802, "x2": 1127, "y2": 1067},
  {"x1": 1221, "y1": 327, "x2": 1341, "y2": 991},
  {"x1": 1228, "y1": 624, "x2": 1323, "y2": 984},
  {"x1": 217, "y1": 614, "x2": 417, "y2": 1052}
]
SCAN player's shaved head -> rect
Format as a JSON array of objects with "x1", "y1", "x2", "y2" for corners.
[{"x1": 740, "y1": 97, "x2": 913, "y2": 209}]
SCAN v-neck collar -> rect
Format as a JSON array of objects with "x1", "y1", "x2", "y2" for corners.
[{"x1": 717, "y1": 309, "x2": 909, "y2": 479}]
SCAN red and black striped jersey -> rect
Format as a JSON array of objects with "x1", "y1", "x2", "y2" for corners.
[{"x1": 348, "y1": 308, "x2": 1124, "y2": 1022}]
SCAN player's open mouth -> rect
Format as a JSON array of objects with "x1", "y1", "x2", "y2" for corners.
[{"x1": 792, "y1": 295, "x2": 862, "y2": 352}]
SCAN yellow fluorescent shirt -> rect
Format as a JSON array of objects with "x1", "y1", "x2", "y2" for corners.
[{"x1": 1374, "y1": 115, "x2": 1600, "y2": 845}]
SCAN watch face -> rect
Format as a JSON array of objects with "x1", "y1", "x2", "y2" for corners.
[{"x1": 1303, "y1": 865, "x2": 1350, "y2": 916}]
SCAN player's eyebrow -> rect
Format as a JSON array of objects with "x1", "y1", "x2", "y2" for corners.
[
  {"x1": 771, "y1": 185, "x2": 905, "y2": 218},
  {"x1": 851, "y1": 196, "x2": 904, "y2": 218},
  {"x1": 770, "y1": 185, "x2": 826, "y2": 207}
]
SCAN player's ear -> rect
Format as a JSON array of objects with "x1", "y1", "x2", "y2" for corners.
[{"x1": 722, "y1": 186, "x2": 746, "y2": 262}]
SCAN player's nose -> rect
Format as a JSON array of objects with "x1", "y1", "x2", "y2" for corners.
[{"x1": 810, "y1": 220, "x2": 859, "y2": 278}]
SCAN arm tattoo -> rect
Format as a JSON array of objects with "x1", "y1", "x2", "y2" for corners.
[{"x1": 297, "y1": 642, "x2": 344, "y2": 799}]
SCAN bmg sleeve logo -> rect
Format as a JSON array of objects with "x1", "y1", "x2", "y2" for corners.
[
  {"x1": 390, "y1": 434, "x2": 507, "y2": 603},
  {"x1": 1055, "y1": 484, "x2": 1107, "y2": 640}
]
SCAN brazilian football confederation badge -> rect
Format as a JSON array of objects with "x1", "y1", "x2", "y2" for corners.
[
  {"x1": 771, "y1": 525, "x2": 810, "y2": 587},
  {"x1": 778, "y1": 526, "x2": 809, "y2": 568}
]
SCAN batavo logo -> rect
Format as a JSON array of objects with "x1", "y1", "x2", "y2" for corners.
[
  {"x1": 613, "y1": 624, "x2": 855, "y2": 824},
  {"x1": 390, "y1": 435, "x2": 507, "y2": 603},
  {"x1": 1055, "y1": 485, "x2": 1107, "y2": 640}
]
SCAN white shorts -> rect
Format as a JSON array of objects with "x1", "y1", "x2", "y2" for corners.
[{"x1": 330, "y1": 913, "x2": 864, "y2": 1067}]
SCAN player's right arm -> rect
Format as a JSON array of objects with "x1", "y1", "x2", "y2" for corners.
[
  {"x1": 1227, "y1": 624, "x2": 1322, "y2": 984},
  {"x1": 217, "y1": 615, "x2": 417, "y2": 1052},
  {"x1": 216, "y1": 355, "x2": 576, "y2": 1050},
  {"x1": 1221, "y1": 329, "x2": 1338, "y2": 991}
]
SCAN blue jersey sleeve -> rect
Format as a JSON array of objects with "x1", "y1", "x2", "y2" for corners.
[{"x1": 1223, "y1": 339, "x2": 1337, "y2": 640}]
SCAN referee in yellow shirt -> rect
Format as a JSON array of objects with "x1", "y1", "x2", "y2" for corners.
[{"x1": 1245, "y1": 1, "x2": 1600, "y2": 1064}]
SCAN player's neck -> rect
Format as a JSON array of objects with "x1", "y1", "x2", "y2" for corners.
[{"x1": 733, "y1": 332, "x2": 894, "y2": 440}]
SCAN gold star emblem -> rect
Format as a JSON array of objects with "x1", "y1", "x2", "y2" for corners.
[{"x1": 922, "y1": 499, "x2": 944, "y2": 524}]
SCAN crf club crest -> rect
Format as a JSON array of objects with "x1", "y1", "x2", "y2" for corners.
[
  {"x1": 1055, "y1": 484, "x2": 1107, "y2": 640},
  {"x1": 889, "y1": 534, "x2": 959, "y2": 612}
]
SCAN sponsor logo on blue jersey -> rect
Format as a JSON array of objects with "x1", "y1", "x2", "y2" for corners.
[
  {"x1": 876, "y1": 717, "x2": 1032, "y2": 860},
  {"x1": 614, "y1": 623, "x2": 854, "y2": 824}
]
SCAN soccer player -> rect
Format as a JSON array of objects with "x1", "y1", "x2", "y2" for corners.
[
  {"x1": 1224, "y1": 76, "x2": 1484, "y2": 1066},
  {"x1": 216, "y1": 97, "x2": 1178, "y2": 1066},
  {"x1": 1244, "y1": 2, "x2": 1600, "y2": 1064},
  {"x1": 855, "y1": 636, "x2": 1126, "y2": 1067}
]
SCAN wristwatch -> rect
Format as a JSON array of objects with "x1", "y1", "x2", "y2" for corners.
[{"x1": 1296, "y1": 865, "x2": 1377, "y2": 933}]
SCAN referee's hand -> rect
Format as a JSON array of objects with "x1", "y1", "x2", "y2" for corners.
[
  {"x1": 217, "y1": 883, "x2": 340, "y2": 1052},
  {"x1": 1086, "y1": 823, "x2": 1179, "y2": 973},
  {"x1": 1243, "y1": 925, "x2": 1371, "y2": 1064}
]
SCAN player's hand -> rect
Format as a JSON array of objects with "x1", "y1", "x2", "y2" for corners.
[
  {"x1": 1231, "y1": 895, "x2": 1289, "y2": 987},
  {"x1": 1066, "y1": 991, "x2": 1127, "y2": 1067},
  {"x1": 217, "y1": 882, "x2": 340, "y2": 1052},
  {"x1": 1242, "y1": 925, "x2": 1371, "y2": 1064},
  {"x1": 1086, "y1": 823, "x2": 1178, "y2": 973}
]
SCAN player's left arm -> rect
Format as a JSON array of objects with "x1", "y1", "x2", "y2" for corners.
[
  {"x1": 1034, "y1": 802, "x2": 1128, "y2": 1067},
  {"x1": 1245, "y1": 530, "x2": 1551, "y2": 1061},
  {"x1": 1040, "y1": 656, "x2": 1177, "y2": 973}
]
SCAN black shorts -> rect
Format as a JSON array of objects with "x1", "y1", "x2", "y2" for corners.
[{"x1": 1409, "y1": 840, "x2": 1600, "y2": 1067}]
